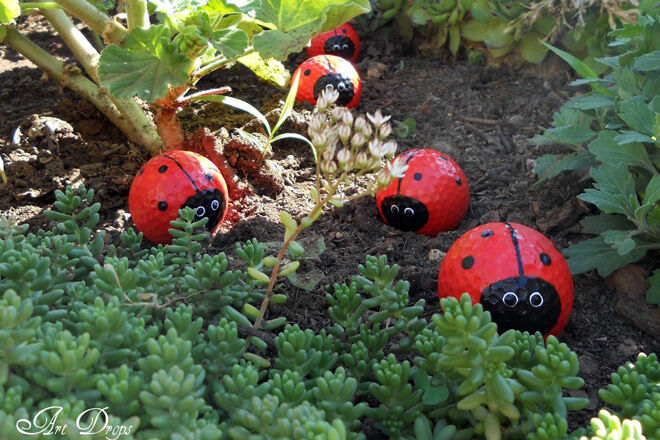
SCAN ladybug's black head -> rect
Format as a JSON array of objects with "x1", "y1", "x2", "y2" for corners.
[
  {"x1": 182, "y1": 188, "x2": 226, "y2": 232},
  {"x1": 323, "y1": 35, "x2": 355, "y2": 59},
  {"x1": 313, "y1": 74, "x2": 354, "y2": 106},
  {"x1": 480, "y1": 276, "x2": 561, "y2": 335},
  {"x1": 380, "y1": 195, "x2": 429, "y2": 232}
]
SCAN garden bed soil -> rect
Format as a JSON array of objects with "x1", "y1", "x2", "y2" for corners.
[{"x1": 1, "y1": 15, "x2": 659, "y2": 432}]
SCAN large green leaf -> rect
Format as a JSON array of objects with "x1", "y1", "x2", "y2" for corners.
[
  {"x1": 565, "y1": 94, "x2": 614, "y2": 111},
  {"x1": 519, "y1": 32, "x2": 548, "y2": 64},
  {"x1": 149, "y1": 0, "x2": 206, "y2": 26},
  {"x1": 633, "y1": 50, "x2": 660, "y2": 71},
  {"x1": 580, "y1": 214, "x2": 636, "y2": 235},
  {"x1": 563, "y1": 236, "x2": 647, "y2": 276},
  {"x1": 588, "y1": 130, "x2": 655, "y2": 173},
  {"x1": 579, "y1": 163, "x2": 636, "y2": 217},
  {"x1": 252, "y1": 0, "x2": 370, "y2": 60},
  {"x1": 209, "y1": 28, "x2": 249, "y2": 58},
  {"x1": 99, "y1": 26, "x2": 191, "y2": 102},
  {"x1": 237, "y1": 52, "x2": 290, "y2": 88},
  {"x1": 643, "y1": 174, "x2": 660, "y2": 206},
  {"x1": 619, "y1": 96, "x2": 656, "y2": 136},
  {"x1": 0, "y1": 0, "x2": 20, "y2": 24}
]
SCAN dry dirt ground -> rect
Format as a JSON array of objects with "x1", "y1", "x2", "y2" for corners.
[{"x1": 1, "y1": 15, "x2": 658, "y2": 431}]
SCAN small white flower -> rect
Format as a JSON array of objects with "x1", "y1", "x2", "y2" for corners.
[
  {"x1": 316, "y1": 94, "x2": 328, "y2": 111},
  {"x1": 368, "y1": 138, "x2": 385, "y2": 158},
  {"x1": 382, "y1": 140, "x2": 398, "y2": 157},
  {"x1": 351, "y1": 133, "x2": 367, "y2": 149},
  {"x1": 367, "y1": 109, "x2": 391, "y2": 128},
  {"x1": 377, "y1": 168, "x2": 393, "y2": 187},
  {"x1": 387, "y1": 157, "x2": 408, "y2": 179},
  {"x1": 309, "y1": 114, "x2": 325, "y2": 135},
  {"x1": 319, "y1": 88, "x2": 339, "y2": 106},
  {"x1": 331, "y1": 107, "x2": 344, "y2": 123},
  {"x1": 378, "y1": 123, "x2": 392, "y2": 140},
  {"x1": 311, "y1": 132, "x2": 326, "y2": 149},
  {"x1": 338, "y1": 124, "x2": 351, "y2": 143}
]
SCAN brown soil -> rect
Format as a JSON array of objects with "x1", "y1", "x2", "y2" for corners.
[{"x1": 1, "y1": 15, "x2": 658, "y2": 433}]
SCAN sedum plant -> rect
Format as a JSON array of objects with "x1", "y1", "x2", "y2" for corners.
[
  {"x1": 0, "y1": 0, "x2": 369, "y2": 152},
  {"x1": 0, "y1": 187, "x2": 659, "y2": 438}
]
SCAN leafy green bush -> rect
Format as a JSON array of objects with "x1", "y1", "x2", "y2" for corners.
[
  {"x1": 530, "y1": 10, "x2": 659, "y2": 303},
  {"x1": 0, "y1": 0, "x2": 369, "y2": 152},
  {"x1": 0, "y1": 184, "x2": 659, "y2": 439},
  {"x1": 360, "y1": 0, "x2": 653, "y2": 65}
]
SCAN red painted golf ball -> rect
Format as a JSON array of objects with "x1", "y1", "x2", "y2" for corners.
[
  {"x1": 376, "y1": 149, "x2": 469, "y2": 235},
  {"x1": 307, "y1": 23, "x2": 360, "y2": 62},
  {"x1": 293, "y1": 55, "x2": 361, "y2": 108},
  {"x1": 128, "y1": 150, "x2": 229, "y2": 244},
  {"x1": 437, "y1": 222, "x2": 574, "y2": 337}
]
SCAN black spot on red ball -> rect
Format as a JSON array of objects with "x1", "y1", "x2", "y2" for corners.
[
  {"x1": 323, "y1": 35, "x2": 355, "y2": 59},
  {"x1": 414, "y1": 173, "x2": 422, "y2": 181},
  {"x1": 304, "y1": 69, "x2": 311, "y2": 76},
  {"x1": 540, "y1": 252, "x2": 552, "y2": 265},
  {"x1": 481, "y1": 230, "x2": 493, "y2": 238},
  {"x1": 313, "y1": 74, "x2": 355, "y2": 106},
  {"x1": 158, "y1": 165, "x2": 168, "y2": 173},
  {"x1": 461, "y1": 256, "x2": 474, "y2": 269},
  {"x1": 158, "y1": 201, "x2": 168, "y2": 211},
  {"x1": 456, "y1": 177, "x2": 462, "y2": 186},
  {"x1": 205, "y1": 173, "x2": 213, "y2": 182},
  {"x1": 480, "y1": 276, "x2": 561, "y2": 335},
  {"x1": 380, "y1": 195, "x2": 429, "y2": 232}
]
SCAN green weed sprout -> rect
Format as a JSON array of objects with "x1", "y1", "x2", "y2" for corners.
[{"x1": 249, "y1": 89, "x2": 408, "y2": 328}]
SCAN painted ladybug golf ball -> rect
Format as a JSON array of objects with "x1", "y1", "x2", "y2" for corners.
[
  {"x1": 376, "y1": 149, "x2": 469, "y2": 235},
  {"x1": 129, "y1": 150, "x2": 229, "y2": 244},
  {"x1": 293, "y1": 55, "x2": 362, "y2": 108},
  {"x1": 307, "y1": 23, "x2": 360, "y2": 62},
  {"x1": 437, "y1": 222, "x2": 574, "y2": 337}
]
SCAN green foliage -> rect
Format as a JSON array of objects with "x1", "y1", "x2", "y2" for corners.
[
  {"x1": 362, "y1": 0, "x2": 640, "y2": 64},
  {"x1": 1, "y1": 186, "x2": 659, "y2": 438},
  {"x1": 531, "y1": 11, "x2": 660, "y2": 299}
]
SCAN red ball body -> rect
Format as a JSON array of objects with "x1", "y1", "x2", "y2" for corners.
[
  {"x1": 293, "y1": 55, "x2": 361, "y2": 108},
  {"x1": 307, "y1": 23, "x2": 360, "y2": 62},
  {"x1": 376, "y1": 149, "x2": 469, "y2": 235},
  {"x1": 128, "y1": 150, "x2": 229, "y2": 244},
  {"x1": 437, "y1": 222, "x2": 574, "y2": 337}
]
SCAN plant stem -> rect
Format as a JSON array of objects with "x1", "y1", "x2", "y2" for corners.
[
  {"x1": 192, "y1": 48, "x2": 256, "y2": 84},
  {"x1": 53, "y1": 0, "x2": 127, "y2": 44},
  {"x1": 125, "y1": 0, "x2": 149, "y2": 30},
  {"x1": 20, "y1": 2, "x2": 61, "y2": 9},
  {"x1": 3, "y1": 27, "x2": 162, "y2": 154},
  {"x1": 254, "y1": 175, "x2": 346, "y2": 328},
  {"x1": 40, "y1": 8, "x2": 100, "y2": 80}
]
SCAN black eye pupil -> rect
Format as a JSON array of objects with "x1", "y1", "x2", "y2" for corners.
[{"x1": 461, "y1": 255, "x2": 474, "y2": 269}]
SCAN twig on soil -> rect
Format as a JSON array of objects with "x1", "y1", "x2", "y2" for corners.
[
  {"x1": 463, "y1": 120, "x2": 503, "y2": 149},
  {"x1": 464, "y1": 116, "x2": 501, "y2": 125}
]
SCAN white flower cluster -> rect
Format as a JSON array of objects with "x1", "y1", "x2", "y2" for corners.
[{"x1": 308, "y1": 90, "x2": 408, "y2": 188}]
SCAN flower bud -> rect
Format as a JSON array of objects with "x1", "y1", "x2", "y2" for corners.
[
  {"x1": 378, "y1": 123, "x2": 392, "y2": 140},
  {"x1": 368, "y1": 138, "x2": 384, "y2": 158},
  {"x1": 336, "y1": 148, "x2": 351, "y2": 165},
  {"x1": 338, "y1": 124, "x2": 351, "y2": 143},
  {"x1": 341, "y1": 110, "x2": 354, "y2": 127},
  {"x1": 321, "y1": 159, "x2": 338, "y2": 175},
  {"x1": 351, "y1": 133, "x2": 367, "y2": 149},
  {"x1": 309, "y1": 114, "x2": 325, "y2": 135},
  {"x1": 355, "y1": 151, "x2": 369, "y2": 169},
  {"x1": 316, "y1": 95, "x2": 328, "y2": 111},
  {"x1": 377, "y1": 168, "x2": 393, "y2": 187},
  {"x1": 311, "y1": 132, "x2": 326, "y2": 149},
  {"x1": 331, "y1": 107, "x2": 343, "y2": 123},
  {"x1": 354, "y1": 116, "x2": 368, "y2": 136},
  {"x1": 382, "y1": 140, "x2": 397, "y2": 157}
]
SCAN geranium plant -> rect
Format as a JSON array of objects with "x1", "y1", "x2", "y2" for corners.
[{"x1": 0, "y1": 0, "x2": 370, "y2": 154}]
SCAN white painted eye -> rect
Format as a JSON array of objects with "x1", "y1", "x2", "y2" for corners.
[
  {"x1": 196, "y1": 206, "x2": 206, "y2": 217},
  {"x1": 390, "y1": 205, "x2": 400, "y2": 214},
  {"x1": 502, "y1": 292, "x2": 518, "y2": 307},
  {"x1": 404, "y1": 207, "x2": 414, "y2": 216},
  {"x1": 342, "y1": 44, "x2": 349, "y2": 50},
  {"x1": 325, "y1": 84, "x2": 335, "y2": 92},
  {"x1": 211, "y1": 200, "x2": 219, "y2": 211},
  {"x1": 333, "y1": 44, "x2": 341, "y2": 51},
  {"x1": 529, "y1": 292, "x2": 544, "y2": 307},
  {"x1": 338, "y1": 83, "x2": 346, "y2": 91}
]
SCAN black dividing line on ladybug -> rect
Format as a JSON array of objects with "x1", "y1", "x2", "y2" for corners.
[
  {"x1": 396, "y1": 149, "x2": 422, "y2": 196},
  {"x1": 163, "y1": 155, "x2": 200, "y2": 192},
  {"x1": 323, "y1": 55, "x2": 335, "y2": 73},
  {"x1": 505, "y1": 222, "x2": 524, "y2": 277}
]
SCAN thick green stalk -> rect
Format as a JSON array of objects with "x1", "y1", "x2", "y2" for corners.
[
  {"x1": 125, "y1": 0, "x2": 149, "y2": 30},
  {"x1": 3, "y1": 28, "x2": 162, "y2": 154},
  {"x1": 53, "y1": 0, "x2": 127, "y2": 44},
  {"x1": 40, "y1": 10, "x2": 163, "y2": 155}
]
